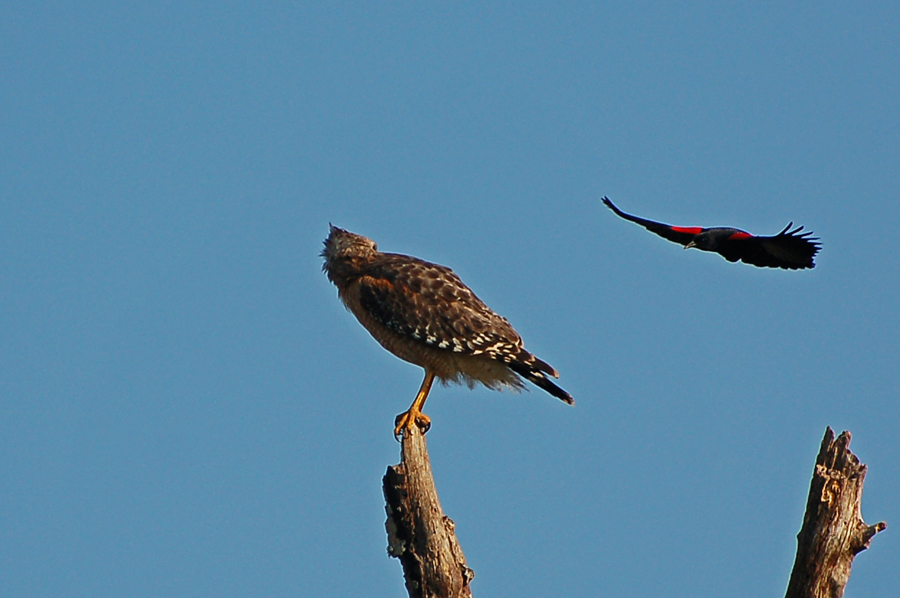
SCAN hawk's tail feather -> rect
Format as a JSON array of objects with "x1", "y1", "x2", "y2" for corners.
[
  {"x1": 508, "y1": 361, "x2": 574, "y2": 405},
  {"x1": 530, "y1": 355, "x2": 559, "y2": 378}
]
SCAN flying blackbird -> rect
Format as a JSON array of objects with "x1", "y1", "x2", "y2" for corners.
[{"x1": 601, "y1": 197, "x2": 821, "y2": 270}]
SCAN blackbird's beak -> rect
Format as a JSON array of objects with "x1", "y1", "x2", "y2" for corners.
[{"x1": 684, "y1": 240, "x2": 697, "y2": 250}]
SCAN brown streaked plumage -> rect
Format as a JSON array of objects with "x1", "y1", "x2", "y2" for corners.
[{"x1": 321, "y1": 225, "x2": 572, "y2": 437}]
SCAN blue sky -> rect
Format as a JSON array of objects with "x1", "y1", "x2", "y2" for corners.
[{"x1": 2, "y1": 3, "x2": 898, "y2": 597}]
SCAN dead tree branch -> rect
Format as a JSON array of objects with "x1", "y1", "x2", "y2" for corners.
[
  {"x1": 383, "y1": 425, "x2": 474, "y2": 598},
  {"x1": 785, "y1": 427, "x2": 886, "y2": 598}
]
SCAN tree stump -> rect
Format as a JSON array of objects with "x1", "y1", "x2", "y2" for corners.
[
  {"x1": 785, "y1": 427, "x2": 886, "y2": 598},
  {"x1": 383, "y1": 425, "x2": 474, "y2": 598}
]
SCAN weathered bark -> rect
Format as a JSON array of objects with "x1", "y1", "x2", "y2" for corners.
[
  {"x1": 785, "y1": 427, "x2": 886, "y2": 598},
  {"x1": 383, "y1": 425, "x2": 474, "y2": 598}
]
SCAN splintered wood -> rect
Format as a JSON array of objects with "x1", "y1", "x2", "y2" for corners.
[
  {"x1": 383, "y1": 426, "x2": 474, "y2": 598},
  {"x1": 785, "y1": 427, "x2": 886, "y2": 598}
]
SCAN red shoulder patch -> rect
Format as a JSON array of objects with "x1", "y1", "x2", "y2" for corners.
[
  {"x1": 728, "y1": 232, "x2": 753, "y2": 240},
  {"x1": 671, "y1": 226, "x2": 703, "y2": 234}
]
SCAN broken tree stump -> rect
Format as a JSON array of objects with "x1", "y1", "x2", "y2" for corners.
[
  {"x1": 784, "y1": 427, "x2": 886, "y2": 598},
  {"x1": 383, "y1": 425, "x2": 474, "y2": 598}
]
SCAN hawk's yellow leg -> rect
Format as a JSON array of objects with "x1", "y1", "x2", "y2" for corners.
[{"x1": 394, "y1": 370, "x2": 435, "y2": 437}]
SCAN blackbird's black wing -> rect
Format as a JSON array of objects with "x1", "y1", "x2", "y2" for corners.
[
  {"x1": 718, "y1": 224, "x2": 821, "y2": 270},
  {"x1": 601, "y1": 197, "x2": 701, "y2": 246}
]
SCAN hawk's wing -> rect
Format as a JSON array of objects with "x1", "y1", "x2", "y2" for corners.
[
  {"x1": 358, "y1": 253, "x2": 525, "y2": 359},
  {"x1": 356, "y1": 253, "x2": 571, "y2": 403}
]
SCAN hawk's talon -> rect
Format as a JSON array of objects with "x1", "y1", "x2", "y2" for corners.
[{"x1": 394, "y1": 409, "x2": 431, "y2": 438}]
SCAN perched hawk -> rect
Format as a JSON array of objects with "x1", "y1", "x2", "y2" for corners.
[
  {"x1": 602, "y1": 197, "x2": 821, "y2": 269},
  {"x1": 321, "y1": 225, "x2": 573, "y2": 437}
]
